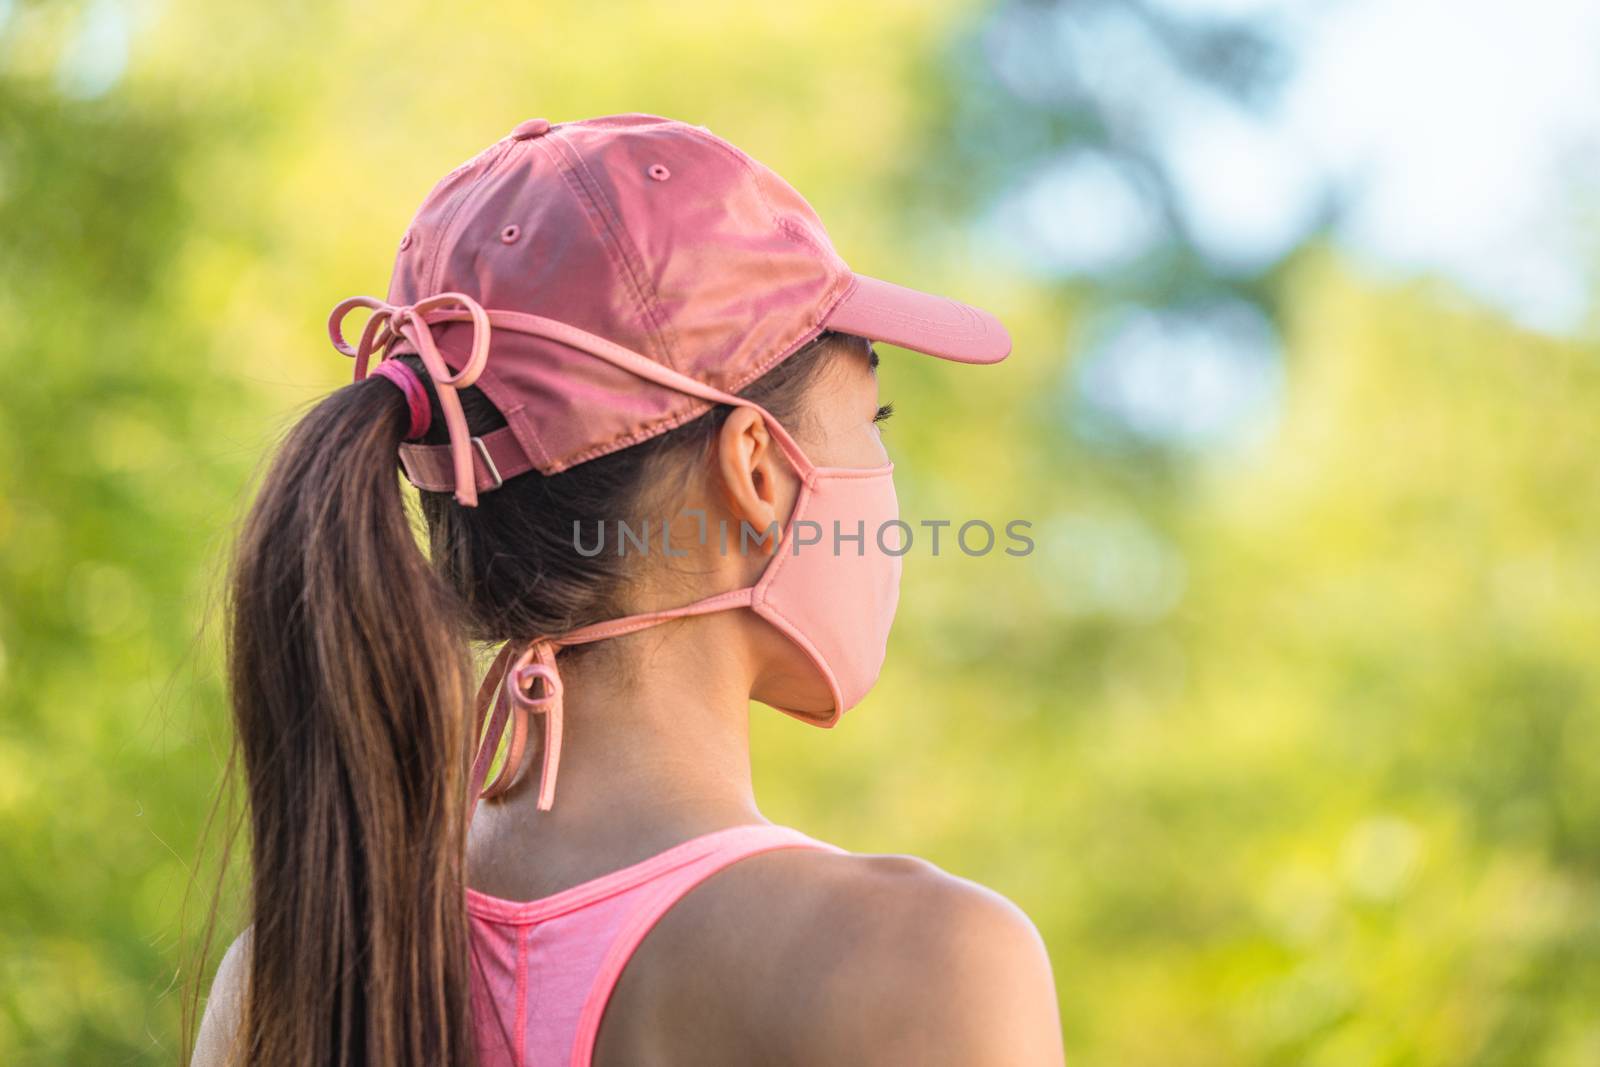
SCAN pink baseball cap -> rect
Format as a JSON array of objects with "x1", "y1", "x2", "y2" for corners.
[{"x1": 328, "y1": 113, "x2": 1010, "y2": 506}]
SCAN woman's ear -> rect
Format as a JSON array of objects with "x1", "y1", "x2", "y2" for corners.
[{"x1": 714, "y1": 406, "x2": 788, "y2": 549}]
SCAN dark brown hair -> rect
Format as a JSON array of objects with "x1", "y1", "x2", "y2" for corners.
[{"x1": 191, "y1": 331, "x2": 844, "y2": 1066}]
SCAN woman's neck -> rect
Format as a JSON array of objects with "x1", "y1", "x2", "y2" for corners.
[{"x1": 464, "y1": 613, "x2": 767, "y2": 901}]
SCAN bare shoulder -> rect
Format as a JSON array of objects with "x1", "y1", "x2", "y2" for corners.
[
  {"x1": 191, "y1": 928, "x2": 250, "y2": 1067},
  {"x1": 788, "y1": 849, "x2": 1064, "y2": 1066},
  {"x1": 635, "y1": 844, "x2": 1066, "y2": 1066}
]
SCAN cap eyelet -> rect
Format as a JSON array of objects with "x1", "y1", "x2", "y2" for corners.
[
  {"x1": 647, "y1": 163, "x2": 670, "y2": 182},
  {"x1": 398, "y1": 229, "x2": 413, "y2": 250},
  {"x1": 500, "y1": 224, "x2": 520, "y2": 244}
]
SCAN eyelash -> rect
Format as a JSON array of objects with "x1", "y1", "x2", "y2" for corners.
[{"x1": 873, "y1": 401, "x2": 895, "y2": 425}]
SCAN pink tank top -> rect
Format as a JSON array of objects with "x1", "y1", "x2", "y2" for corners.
[{"x1": 464, "y1": 822, "x2": 846, "y2": 1067}]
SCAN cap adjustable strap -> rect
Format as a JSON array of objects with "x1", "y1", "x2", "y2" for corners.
[{"x1": 397, "y1": 425, "x2": 531, "y2": 494}]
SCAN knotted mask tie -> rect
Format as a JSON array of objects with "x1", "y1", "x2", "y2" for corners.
[
  {"x1": 470, "y1": 638, "x2": 564, "y2": 812},
  {"x1": 328, "y1": 292, "x2": 493, "y2": 507},
  {"x1": 468, "y1": 585, "x2": 758, "y2": 813}
]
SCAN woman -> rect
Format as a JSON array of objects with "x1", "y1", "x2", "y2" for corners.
[{"x1": 192, "y1": 113, "x2": 1063, "y2": 1066}]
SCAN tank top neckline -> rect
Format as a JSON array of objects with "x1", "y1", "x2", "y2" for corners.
[{"x1": 464, "y1": 821, "x2": 819, "y2": 924}]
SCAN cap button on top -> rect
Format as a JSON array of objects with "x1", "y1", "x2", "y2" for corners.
[{"x1": 510, "y1": 118, "x2": 552, "y2": 140}]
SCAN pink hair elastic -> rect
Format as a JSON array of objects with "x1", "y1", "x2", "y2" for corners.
[{"x1": 369, "y1": 358, "x2": 433, "y2": 440}]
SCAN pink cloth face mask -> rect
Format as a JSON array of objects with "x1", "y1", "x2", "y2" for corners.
[{"x1": 434, "y1": 303, "x2": 903, "y2": 813}]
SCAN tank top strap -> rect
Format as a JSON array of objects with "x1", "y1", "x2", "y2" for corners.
[{"x1": 567, "y1": 822, "x2": 846, "y2": 1067}]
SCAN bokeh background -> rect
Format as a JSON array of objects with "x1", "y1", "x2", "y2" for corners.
[{"x1": 3, "y1": 0, "x2": 1598, "y2": 1063}]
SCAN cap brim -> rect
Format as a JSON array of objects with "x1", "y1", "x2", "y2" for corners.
[{"x1": 822, "y1": 273, "x2": 1011, "y2": 365}]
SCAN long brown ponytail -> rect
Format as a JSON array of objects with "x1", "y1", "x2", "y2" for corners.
[{"x1": 223, "y1": 373, "x2": 478, "y2": 1065}]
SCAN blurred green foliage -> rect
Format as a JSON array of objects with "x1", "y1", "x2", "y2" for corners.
[{"x1": 0, "y1": 1, "x2": 1596, "y2": 1065}]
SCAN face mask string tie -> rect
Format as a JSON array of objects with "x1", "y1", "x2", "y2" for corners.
[
  {"x1": 470, "y1": 637, "x2": 563, "y2": 813},
  {"x1": 466, "y1": 586, "x2": 761, "y2": 816},
  {"x1": 328, "y1": 292, "x2": 493, "y2": 507}
]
